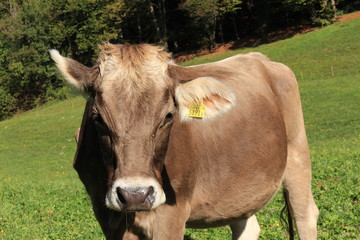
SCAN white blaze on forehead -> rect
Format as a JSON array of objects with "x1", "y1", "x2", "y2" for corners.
[
  {"x1": 105, "y1": 177, "x2": 166, "y2": 211},
  {"x1": 97, "y1": 43, "x2": 171, "y2": 95}
]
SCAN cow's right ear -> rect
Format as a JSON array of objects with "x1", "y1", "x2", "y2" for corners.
[{"x1": 49, "y1": 49, "x2": 98, "y2": 92}]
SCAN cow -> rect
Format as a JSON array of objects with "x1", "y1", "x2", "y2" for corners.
[{"x1": 50, "y1": 43, "x2": 319, "y2": 240}]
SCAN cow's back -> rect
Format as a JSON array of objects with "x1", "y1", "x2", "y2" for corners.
[{"x1": 166, "y1": 54, "x2": 288, "y2": 228}]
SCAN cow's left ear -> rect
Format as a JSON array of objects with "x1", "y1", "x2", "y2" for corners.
[{"x1": 175, "y1": 77, "x2": 236, "y2": 121}]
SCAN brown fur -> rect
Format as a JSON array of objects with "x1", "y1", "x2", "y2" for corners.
[{"x1": 51, "y1": 43, "x2": 318, "y2": 240}]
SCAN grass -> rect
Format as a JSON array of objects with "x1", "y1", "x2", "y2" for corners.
[
  {"x1": 0, "y1": 98, "x2": 104, "y2": 239},
  {"x1": 1, "y1": 16, "x2": 360, "y2": 239}
]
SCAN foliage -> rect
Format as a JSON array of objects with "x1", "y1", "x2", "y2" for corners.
[
  {"x1": 0, "y1": 0, "x2": 63, "y2": 112},
  {"x1": 337, "y1": 0, "x2": 360, "y2": 13},
  {"x1": 0, "y1": 87, "x2": 16, "y2": 120},
  {"x1": 181, "y1": 0, "x2": 242, "y2": 49},
  {"x1": 1, "y1": 17, "x2": 359, "y2": 239},
  {"x1": 0, "y1": 1, "x2": 358, "y2": 119}
]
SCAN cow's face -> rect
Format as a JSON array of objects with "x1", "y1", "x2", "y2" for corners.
[{"x1": 50, "y1": 43, "x2": 235, "y2": 212}]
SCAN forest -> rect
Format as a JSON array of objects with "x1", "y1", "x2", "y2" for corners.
[{"x1": 0, "y1": 0, "x2": 359, "y2": 120}]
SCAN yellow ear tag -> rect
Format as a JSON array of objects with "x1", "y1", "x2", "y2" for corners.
[{"x1": 188, "y1": 102, "x2": 206, "y2": 119}]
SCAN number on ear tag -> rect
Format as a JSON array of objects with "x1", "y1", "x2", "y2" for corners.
[{"x1": 188, "y1": 103, "x2": 206, "y2": 119}]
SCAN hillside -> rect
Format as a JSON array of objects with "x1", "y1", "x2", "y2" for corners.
[{"x1": 1, "y1": 17, "x2": 359, "y2": 239}]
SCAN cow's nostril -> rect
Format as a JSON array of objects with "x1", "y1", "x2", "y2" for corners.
[
  {"x1": 116, "y1": 187, "x2": 127, "y2": 204},
  {"x1": 146, "y1": 186, "x2": 154, "y2": 198},
  {"x1": 144, "y1": 186, "x2": 155, "y2": 205}
]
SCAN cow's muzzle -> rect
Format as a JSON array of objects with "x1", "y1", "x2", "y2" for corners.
[
  {"x1": 116, "y1": 186, "x2": 154, "y2": 210},
  {"x1": 105, "y1": 177, "x2": 166, "y2": 211}
]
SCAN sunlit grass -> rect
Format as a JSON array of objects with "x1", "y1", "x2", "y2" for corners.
[{"x1": 1, "y1": 17, "x2": 359, "y2": 239}]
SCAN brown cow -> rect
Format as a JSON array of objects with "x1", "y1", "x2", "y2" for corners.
[{"x1": 50, "y1": 43, "x2": 319, "y2": 240}]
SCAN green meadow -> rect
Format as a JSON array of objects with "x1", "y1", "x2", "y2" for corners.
[{"x1": 1, "y1": 17, "x2": 359, "y2": 239}]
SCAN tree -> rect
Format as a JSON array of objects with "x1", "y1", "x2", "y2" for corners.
[
  {"x1": 321, "y1": 0, "x2": 337, "y2": 17},
  {"x1": 0, "y1": 0, "x2": 58, "y2": 110},
  {"x1": 182, "y1": 0, "x2": 241, "y2": 50},
  {"x1": 281, "y1": 0, "x2": 336, "y2": 26},
  {"x1": 0, "y1": 0, "x2": 356, "y2": 119}
]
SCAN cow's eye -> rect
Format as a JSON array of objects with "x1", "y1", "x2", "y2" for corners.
[
  {"x1": 93, "y1": 114, "x2": 108, "y2": 132},
  {"x1": 165, "y1": 113, "x2": 173, "y2": 121},
  {"x1": 161, "y1": 112, "x2": 174, "y2": 128},
  {"x1": 93, "y1": 114, "x2": 104, "y2": 125}
]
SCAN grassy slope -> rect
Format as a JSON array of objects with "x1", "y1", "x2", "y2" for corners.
[
  {"x1": 1, "y1": 18, "x2": 359, "y2": 239},
  {"x1": 0, "y1": 98, "x2": 104, "y2": 239}
]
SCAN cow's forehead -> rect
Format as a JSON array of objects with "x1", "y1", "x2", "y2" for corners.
[
  {"x1": 97, "y1": 43, "x2": 171, "y2": 95},
  {"x1": 92, "y1": 43, "x2": 177, "y2": 131}
]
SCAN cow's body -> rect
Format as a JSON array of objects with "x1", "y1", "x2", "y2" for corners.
[
  {"x1": 165, "y1": 57, "x2": 287, "y2": 227},
  {"x1": 50, "y1": 44, "x2": 318, "y2": 240}
]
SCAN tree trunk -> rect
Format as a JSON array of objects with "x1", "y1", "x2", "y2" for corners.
[
  {"x1": 137, "y1": 16, "x2": 142, "y2": 42},
  {"x1": 209, "y1": 17, "x2": 217, "y2": 51},
  {"x1": 254, "y1": 0, "x2": 269, "y2": 43},
  {"x1": 322, "y1": 0, "x2": 328, "y2": 8},
  {"x1": 219, "y1": 16, "x2": 224, "y2": 44},
  {"x1": 331, "y1": 0, "x2": 336, "y2": 17},
  {"x1": 232, "y1": 14, "x2": 240, "y2": 40},
  {"x1": 148, "y1": 0, "x2": 161, "y2": 43},
  {"x1": 321, "y1": 0, "x2": 336, "y2": 18},
  {"x1": 118, "y1": 27, "x2": 124, "y2": 41},
  {"x1": 159, "y1": 0, "x2": 168, "y2": 49},
  {"x1": 247, "y1": 0, "x2": 254, "y2": 13}
]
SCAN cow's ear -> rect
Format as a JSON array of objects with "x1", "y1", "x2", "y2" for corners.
[
  {"x1": 175, "y1": 77, "x2": 236, "y2": 121},
  {"x1": 49, "y1": 49, "x2": 98, "y2": 92}
]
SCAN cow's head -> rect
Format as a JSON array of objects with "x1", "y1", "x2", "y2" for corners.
[{"x1": 50, "y1": 43, "x2": 235, "y2": 212}]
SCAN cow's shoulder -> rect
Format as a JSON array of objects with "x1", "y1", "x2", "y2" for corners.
[
  {"x1": 221, "y1": 52, "x2": 299, "y2": 93},
  {"x1": 213, "y1": 52, "x2": 270, "y2": 65}
]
